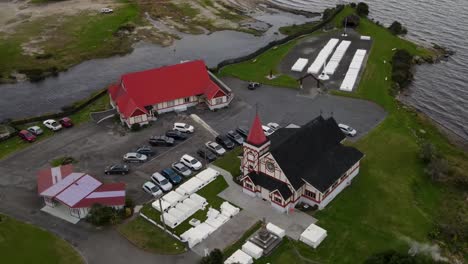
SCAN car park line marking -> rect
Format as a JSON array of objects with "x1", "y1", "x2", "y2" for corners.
[{"x1": 190, "y1": 114, "x2": 218, "y2": 137}]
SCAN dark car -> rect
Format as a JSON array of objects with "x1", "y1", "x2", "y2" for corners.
[
  {"x1": 59, "y1": 117, "x2": 73, "y2": 128},
  {"x1": 247, "y1": 82, "x2": 261, "y2": 90},
  {"x1": 105, "y1": 164, "x2": 129, "y2": 175},
  {"x1": 227, "y1": 130, "x2": 244, "y2": 145},
  {"x1": 18, "y1": 130, "x2": 36, "y2": 143},
  {"x1": 236, "y1": 126, "x2": 249, "y2": 138},
  {"x1": 136, "y1": 145, "x2": 156, "y2": 157},
  {"x1": 216, "y1": 135, "x2": 235, "y2": 149},
  {"x1": 160, "y1": 168, "x2": 183, "y2": 185},
  {"x1": 149, "y1": 136, "x2": 175, "y2": 146},
  {"x1": 166, "y1": 130, "x2": 188, "y2": 140},
  {"x1": 197, "y1": 148, "x2": 217, "y2": 162}
]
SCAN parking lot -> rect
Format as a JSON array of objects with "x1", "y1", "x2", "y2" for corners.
[{"x1": 0, "y1": 75, "x2": 386, "y2": 264}]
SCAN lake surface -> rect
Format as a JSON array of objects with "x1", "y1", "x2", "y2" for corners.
[{"x1": 269, "y1": 0, "x2": 468, "y2": 140}]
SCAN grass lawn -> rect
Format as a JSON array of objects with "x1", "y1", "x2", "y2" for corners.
[
  {"x1": 223, "y1": 220, "x2": 262, "y2": 257},
  {"x1": 0, "y1": 94, "x2": 110, "y2": 160},
  {"x1": 140, "y1": 176, "x2": 229, "y2": 236},
  {"x1": 278, "y1": 21, "x2": 320, "y2": 36},
  {"x1": 0, "y1": 214, "x2": 83, "y2": 264},
  {"x1": 212, "y1": 147, "x2": 242, "y2": 177},
  {"x1": 217, "y1": 5, "x2": 467, "y2": 263},
  {"x1": 117, "y1": 217, "x2": 186, "y2": 254}
]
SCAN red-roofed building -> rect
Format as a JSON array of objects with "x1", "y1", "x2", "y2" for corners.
[
  {"x1": 37, "y1": 165, "x2": 126, "y2": 220},
  {"x1": 109, "y1": 60, "x2": 233, "y2": 127}
]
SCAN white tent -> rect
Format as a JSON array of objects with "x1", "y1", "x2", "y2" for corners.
[
  {"x1": 195, "y1": 222, "x2": 216, "y2": 236},
  {"x1": 152, "y1": 199, "x2": 171, "y2": 212},
  {"x1": 182, "y1": 197, "x2": 202, "y2": 210},
  {"x1": 323, "y1": 40, "x2": 351, "y2": 75},
  {"x1": 162, "y1": 191, "x2": 184, "y2": 206},
  {"x1": 360, "y1": 35, "x2": 371, "y2": 40},
  {"x1": 175, "y1": 185, "x2": 191, "y2": 196},
  {"x1": 224, "y1": 249, "x2": 253, "y2": 264},
  {"x1": 340, "y1": 49, "x2": 367, "y2": 91},
  {"x1": 175, "y1": 203, "x2": 192, "y2": 218},
  {"x1": 167, "y1": 207, "x2": 185, "y2": 221},
  {"x1": 205, "y1": 217, "x2": 224, "y2": 230},
  {"x1": 195, "y1": 167, "x2": 219, "y2": 186},
  {"x1": 241, "y1": 241, "x2": 263, "y2": 259},
  {"x1": 307, "y1": 38, "x2": 339, "y2": 74},
  {"x1": 161, "y1": 212, "x2": 180, "y2": 228},
  {"x1": 189, "y1": 193, "x2": 208, "y2": 208},
  {"x1": 181, "y1": 227, "x2": 205, "y2": 248},
  {"x1": 184, "y1": 177, "x2": 205, "y2": 192},
  {"x1": 291, "y1": 58, "x2": 309, "y2": 72},
  {"x1": 220, "y1": 201, "x2": 240, "y2": 218},
  {"x1": 299, "y1": 223, "x2": 327, "y2": 248},
  {"x1": 266, "y1": 223, "x2": 285, "y2": 238}
]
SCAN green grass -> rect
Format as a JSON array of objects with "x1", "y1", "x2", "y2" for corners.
[
  {"x1": 117, "y1": 217, "x2": 186, "y2": 254},
  {"x1": 216, "y1": 6, "x2": 467, "y2": 263},
  {"x1": 0, "y1": 94, "x2": 110, "y2": 160},
  {"x1": 212, "y1": 147, "x2": 242, "y2": 176},
  {"x1": 278, "y1": 21, "x2": 320, "y2": 36},
  {"x1": 140, "y1": 176, "x2": 229, "y2": 236},
  {"x1": 223, "y1": 220, "x2": 262, "y2": 257},
  {"x1": 0, "y1": 214, "x2": 84, "y2": 264},
  {"x1": 219, "y1": 40, "x2": 301, "y2": 89}
]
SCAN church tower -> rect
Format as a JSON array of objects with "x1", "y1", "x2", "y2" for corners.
[{"x1": 241, "y1": 113, "x2": 270, "y2": 176}]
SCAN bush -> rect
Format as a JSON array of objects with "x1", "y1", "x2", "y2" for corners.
[
  {"x1": 425, "y1": 157, "x2": 450, "y2": 182},
  {"x1": 356, "y1": 2, "x2": 369, "y2": 17},
  {"x1": 50, "y1": 156, "x2": 77, "y2": 167},
  {"x1": 199, "y1": 248, "x2": 223, "y2": 264},
  {"x1": 391, "y1": 50, "x2": 413, "y2": 90},
  {"x1": 364, "y1": 250, "x2": 440, "y2": 263},
  {"x1": 130, "y1": 123, "x2": 141, "y2": 131},
  {"x1": 87, "y1": 204, "x2": 122, "y2": 226},
  {"x1": 350, "y1": 2, "x2": 357, "y2": 8},
  {"x1": 388, "y1": 21, "x2": 408, "y2": 35},
  {"x1": 420, "y1": 142, "x2": 437, "y2": 164},
  {"x1": 322, "y1": 7, "x2": 335, "y2": 20},
  {"x1": 343, "y1": 14, "x2": 360, "y2": 28}
]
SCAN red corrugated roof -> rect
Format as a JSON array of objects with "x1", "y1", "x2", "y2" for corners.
[
  {"x1": 37, "y1": 165, "x2": 74, "y2": 194},
  {"x1": 247, "y1": 114, "x2": 268, "y2": 146},
  {"x1": 108, "y1": 60, "x2": 226, "y2": 118},
  {"x1": 72, "y1": 183, "x2": 126, "y2": 208}
]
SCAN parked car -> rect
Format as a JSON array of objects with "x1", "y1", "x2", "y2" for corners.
[
  {"x1": 262, "y1": 125, "x2": 275, "y2": 136},
  {"x1": 18, "y1": 130, "x2": 36, "y2": 142},
  {"x1": 27, "y1": 126, "x2": 43, "y2": 136},
  {"x1": 338, "y1": 123, "x2": 357, "y2": 137},
  {"x1": 100, "y1": 7, "x2": 113, "y2": 14},
  {"x1": 59, "y1": 117, "x2": 73, "y2": 128},
  {"x1": 227, "y1": 130, "x2": 244, "y2": 145},
  {"x1": 173, "y1": 122, "x2": 194, "y2": 133},
  {"x1": 197, "y1": 148, "x2": 217, "y2": 162},
  {"x1": 161, "y1": 168, "x2": 183, "y2": 185},
  {"x1": 149, "y1": 136, "x2": 174, "y2": 146},
  {"x1": 43, "y1": 119, "x2": 62, "y2": 131},
  {"x1": 136, "y1": 145, "x2": 156, "y2": 157},
  {"x1": 104, "y1": 164, "x2": 129, "y2": 175},
  {"x1": 172, "y1": 162, "x2": 192, "y2": 177},
  {"x1": 205, "y1": 141, "x2": 226, "y2": 156},
  {"x1": 267, "y1": 122, "x2": 280, "y2": 131},
  {"x1": 123, "y1": 152, "x2": 148, "y2": 163},
  {"x1": 151, "y1": 172, "x2": 173, "y2": 192},
  {"x1": 180, "y1": 154, "x2": 202, "y2": 171},
  {"x1": 166, "y1": 130, "x2": 188, "y2": 140},
  {"x1": 142, "y1": 181, "x2": 163, "y2": 197},
  {"x1": 236, "y1": 126, "x2": 249, "y2": 138},
  {"x1": 247, "y1": 82, "x2": 261, "y2": 90},
  {"x1": 215, "y1": 135, "x2": 235, "y2": 150}
]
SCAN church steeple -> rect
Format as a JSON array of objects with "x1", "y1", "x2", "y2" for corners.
[{"x1": 246, "y1": 113, "x2": 268, "y2": 147}]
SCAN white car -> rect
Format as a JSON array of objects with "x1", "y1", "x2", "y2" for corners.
[
  {"x1": 151, "y1": 172, "x2": 173, "y2": 192},
  {"x1": 338, "y1": 124, "x2": 357, "y2": 137},
  {"x1": 262, "y1": 125, "x2": 275, "y2": 136},
  {"x1": 180, "y1": 154, "x2": 202, "y2": 171},
  {"x1": 27, "y1": 126, "x2": 43, "y2": 135},
  {"x1": 123, "y1": 152, "x2": 148, "y2": 163},
  {"x1": 43, "y1": 119, "x2": 62, "y2": 131},
  {"x1": 267, "y1": 122, "x2": 280, "y2": 131},
  {"x1": 100, "y1": 7, "x2": 113, "y2": 14},
  {"x1": 172, "y1": 162, "x2": 192, "y2": 177},
  {"x1": 142, "y1": 181, "x2": 163, "y2": 197},
  {"x1": 173, "y1": 122, "x2": 194, "y2": 133},
  {"x1": 205, "y1": 141, "x2": 226, "y2": 156}
]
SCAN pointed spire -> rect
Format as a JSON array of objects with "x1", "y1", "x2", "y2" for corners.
[{"x1": 247, "y1": 113, "x2": 268, "y2": 146}]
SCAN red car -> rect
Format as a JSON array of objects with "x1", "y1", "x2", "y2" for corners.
[
  {"x1": 59, "y1": 117, "x2": 73, "y2": 128},
  {"x1": 18, "y1": 130, "x2": 36, "y2": 142}
]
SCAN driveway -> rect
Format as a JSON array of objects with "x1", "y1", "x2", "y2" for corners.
[{"x1": 0, "y1": 76, "x2": 386, "y2": 263}]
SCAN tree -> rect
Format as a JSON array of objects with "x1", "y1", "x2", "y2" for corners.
[
  {"x1": 87, "y1": 204, "x2": 121, "y2": 226},
  {"x1": 199, "y1": 249, "x2": 223, "y2": 264},
  {"x1": 350, "y1": 2, "x2": 357, "y2": 8},
  {"x1": 343, "y1": 14, "x2": 360, "y2": 28},
  {"x1": 356, "y1": 2, "x2": 369, "y2": 17},
  {"x1": 130, "y1": 123, "x2": 141, "y2": 131},
  {"x1": 388, "y1": 21, "x2": 408, "y2": 35}
]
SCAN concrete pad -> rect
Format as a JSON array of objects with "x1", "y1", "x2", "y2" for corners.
[{"x1": 41, "y1": 204, "x2": 80, "y2": 224}]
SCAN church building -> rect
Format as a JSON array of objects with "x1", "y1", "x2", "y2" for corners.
[{"x1": 240, "y1": 114, "x2": 364, "y2": 212}]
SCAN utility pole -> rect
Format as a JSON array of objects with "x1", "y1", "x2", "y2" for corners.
[{"x1": 159, "y1": 198, "x2": 167, "y2": 232}]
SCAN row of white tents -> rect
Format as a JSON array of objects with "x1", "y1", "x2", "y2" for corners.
[
  {"x1": 307, "y1": 38, "x2": 339, "y2": 74},
  {"x1": 323, "y1": 40, "x2": 351, "y2": 75},
  {"x1": 340, "y1": 49, "x2": 367, "y2": 91},
  {"x1": 151, "y1": 168, "x2": 219, "y2": 229},
  {"x1": 181, "y1": 202, "x2": 240, "y2": 248}
]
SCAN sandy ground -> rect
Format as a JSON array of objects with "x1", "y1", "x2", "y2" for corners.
[{"x1": 0, "y1": 0, "x2": 121, "y2": 32}]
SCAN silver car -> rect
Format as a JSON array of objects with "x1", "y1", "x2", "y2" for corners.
[
  {"x1": 172, "y1": 162, "x2": 192, "y2": 177},
  {"x1": 205, "y1": 141, "x2": 226, "y2": 156},
  {"x1": 151, "y1": 172, "x2": 173, "y2": 192}
]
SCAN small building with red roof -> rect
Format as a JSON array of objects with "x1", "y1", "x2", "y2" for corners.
[
  {"x1": 109, "y1": 60, "x2": 233, "y2": 127},
  {"x1": 37, "y1": 165, "x2": 126, "y2": 222}
]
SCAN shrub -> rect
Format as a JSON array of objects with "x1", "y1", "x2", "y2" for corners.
[
  {"x1": 130, "y1": 123, "x2": 141, "y2": 131},
  {"x1": 356, "y1": 2, "x2": 369, "y2": 17},
  {"x1": 425, "y1": 157, "x2": 450, "y2": 182},
  {"x1": 343, "y1": 14, "x2": 360, "y2": 28},
  {"x1": 391, "y1": 50, "x2": 413, "y2": 90},
  {"x1": 199, "y1": 248, "x2": 223, "y2": 264},
  {"x1": 322, "y1": 7, "x2": 335, "y2": 20},
  {"x1": 364, "y1": 249, "x2": 440, "y2": 263},
  {"x1": 350, "y1": 2, "x2": 357, "y2": 8},
  {"x1": 87, "y1": 204, "x2": 122, "y2": 226},
  {"x1": 420, "y1": 142, "x2": 437, "y2": 164},
  {"x1": 388, "y1": 21, "x2": 408, "y2": 35}
]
